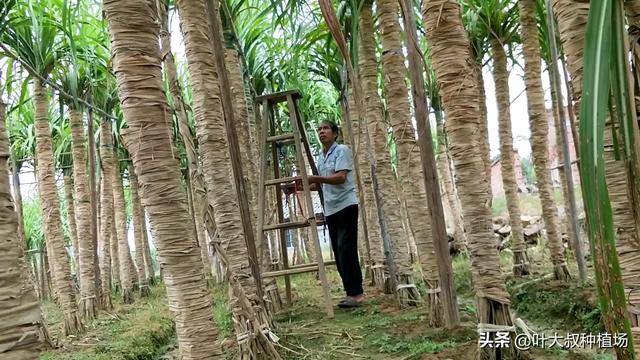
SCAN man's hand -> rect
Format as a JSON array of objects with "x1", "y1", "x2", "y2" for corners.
[
  {"x1": 282, "y1": 182, "x2": 298, "y2": 195},
  {"x1": 308, "y1": 175, "x2": 321, "y2": 184}
]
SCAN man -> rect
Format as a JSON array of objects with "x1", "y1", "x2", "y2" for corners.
[{"x1": 287, "y1": 120, "x2": 364, "y2": 308}]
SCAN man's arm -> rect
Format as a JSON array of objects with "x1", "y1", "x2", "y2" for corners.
[
  {"x1": 283, "y1": 179, "x2": 320, "y2": 194},
  {"x1": 309, "y1": 171, "x2": 348, "y2": 185},
  {"x1": 283, "y1": 172, "x2": 344, "y2": 194}
]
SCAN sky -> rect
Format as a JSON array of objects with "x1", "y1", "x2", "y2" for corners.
[{"x1": 481, "y1": 52, "x2": 570, "y2": 160}]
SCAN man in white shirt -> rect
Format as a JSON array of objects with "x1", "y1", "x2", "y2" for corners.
[{"x1": 288, "y1": 120, "x2": 364, "y2": 308}]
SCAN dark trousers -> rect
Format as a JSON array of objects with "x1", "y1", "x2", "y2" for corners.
[{"x1": 325, "y1": 204, "x2": 363, "y2": 297}]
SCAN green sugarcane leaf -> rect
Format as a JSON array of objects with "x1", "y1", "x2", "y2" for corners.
[
  {"x1": 611, "y1": 0, "x2": 633, "y2": 159},
  {"x1": 580, "y1": 0, "x2": 636, "y2": 358}
]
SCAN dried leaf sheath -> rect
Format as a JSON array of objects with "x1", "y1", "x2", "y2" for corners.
[
  {"x1": 129, "y1": 166, "x2": 150, "y2": 296},
  {"x1": 358, "y1": 0, "x2": 406, "y2": 292},
  {"x1": 346, "y1": 91, "x2": 378, "y2": 271},
  {"x1": 434, "y1": 105, "x2": 466, "y2": 251},
  {"x1": 109, "y1": 176, "x2": 120, "y2": 291},
  {"x1": 98, "y1": 120, "x2": 114, "y2": 310},
  {"x1": 226, "y1": 48, "x2": 258, "y2": 224},
  {"x1": 176, "y1": 0, "x2": 276, "y2": 356},
  {"x1": 62, "y1": 171, "x2": 79, "y2": 271},
  {"x1": 0, "y1": 100, "x2": 44, "y2": 359},
  {"x1": 551, "y1": 0, "x2": 588, "y2": 114},
  {"x1": 156, "y1": 0, "x2": 212, "y2": 279},
  {"x1": 422, "y1": 1, "x2": 518, "y2": 358},
  {"x1": 474, "y1": 63, "x2": 492, "y2": 198},
  {"x1": 492, "y1": 40, "x2": 531, "y2": 277},
  {"x1": 112, "y1": 160, "x2": 135, "y2": 302},
  {"x1": 519, "y1": 0, "x2": 569, "y2": 279},
  {"x1": 69, "y1": 109, "x2": 98, "y2": 317},
  {"x1": 103, "y1": 1, "x2": 221, "y2": 358},
  {"x1": 376, "y1": 0, "x2": 435, "y2": 308},
  {"x1": 32, "y1": 81, "x2": 83, "y2": 335}
]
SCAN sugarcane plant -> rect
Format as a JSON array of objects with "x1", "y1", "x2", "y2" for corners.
[{"x1": 579, "y1": 0, "x2": 638, "y2": 358}]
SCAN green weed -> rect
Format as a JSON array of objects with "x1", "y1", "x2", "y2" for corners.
[
  {"x1": 211, "y1": 282, "x2": 234, "y2": 338},
  {"x1": 510, "y1": 280, "x2": 602, "y2": 333},
  {"x1": 41, "y1": 286, "x2": 175, "y2": 360}
]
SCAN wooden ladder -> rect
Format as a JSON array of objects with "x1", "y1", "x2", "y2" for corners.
[{"x1": 255, "y1": 89, "x2": 334, "y2": 318}]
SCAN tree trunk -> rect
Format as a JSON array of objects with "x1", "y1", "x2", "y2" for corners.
[
  {"x1": 112, "y1": 159, "x2": 135, "y2": 303},
  {"x1": 552, "y1": 1, "x2": 633, "y2": 282},
  {"x1": 551, "y1": 0, "x2": 587, "y2": 117},
  {"x1": 423, "y1": 2, "x2": 518, "y2": 357},
  {"x1": 347, "y1": 83, "x2": 384, "y2": 288},
  {"x1": 177, "y1": 1, "x2": 278, "y2": 356},
  {"x1": 225, "y1": 48, "x2": 258, "y2": 223},
  {"x1": 86, "y1": 105, "x2": 101, "y2": 306},
  {"x1": 492, "y1": 39, "x2": 532, "y2": 277},
  {"x1": 604, "y1": 118, "x2": 640, "y2": 355},
  {"x1": 156, "y1": 0, "x2": 212, "y2": 280},
  {"x1": 10, "y1": 156, "x2": 26, "y2": 250},
  {"x1": 32, "y1": 81, "x2": 83, "y2": 335},
  {"x1": 140, "y1": 206, "x2": 155, "y2": 285},
  {"x1": 343, "y1": 92, "x2": 373, "y2": 273},
  {"x1": 0, "y1": 99, "x2": 44, "y2": 359},
  {"x1": 42, "y1": 250, "x2": 52, "y2": 301},
  {"x1": 434, "y1": 97, "x2": 466, "y2": 251},
  {"x1": 69, "y1": 109, "x2": 98, "y2": 318},
  {"x1": 128, "y1": 165, "x2": 150, "y2": 297},
  {"x1": 35, "y1": 252, "x2": 45, "y2": 301},
  {"x1": 474, "y1": 57, "x2": 492, "y2": 200},
  {"x1": 98, "y1": 121, "x2": 114, "y2": 310},
  {"x1": 104, "y1": 0, "x2": 222, "y2": 358},
  {"x1": 359, "y1": 0, "x2": 414, "y2": 299},
  {"x1": 550, "y1": 78, "x2": 578, "y2": 254},
  {"x1": 376, "y1": 0, "x2": 430, "y2": 306},
  {"x1": 109, "y1": 171, "x2": 121, "y2": 293},
  {"x1": 62, "y1": 170, "x2": 79, "y2": 273},
  {"x1": 519, "y1": 0, "x2": 569, "y2": 280}
]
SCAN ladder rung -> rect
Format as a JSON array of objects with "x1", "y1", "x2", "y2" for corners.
[
  {"x1": 289, "y1": 260, "x2": 336, "y2": 270},
  {"x1": 267, "y1": 133, "x2": 295, "y2": 142},
  {"x1": 263, "y1": 218, "x2": 325, "y2": 232},
  {"x1": 265, "y1": 176, "x2": 301, "y2": 186},
  {"x1": 255, "y1": 89, "x2": 302, "y2": 104},
  {"x1": 262, "y1": 261, "x2": 336, "y2": 278}
]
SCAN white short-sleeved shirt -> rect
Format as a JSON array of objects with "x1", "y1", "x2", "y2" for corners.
[{"x1": 317, "y1": 142, "x2": 358, "y2": 216}]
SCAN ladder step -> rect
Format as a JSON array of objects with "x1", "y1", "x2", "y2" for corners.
[
  {"x1": 263, "y1": 218, "x2": 325, "y2": 231},
  {"x1": 262, "y1": 261, "x2": 336, "y2": 278},
  {"x1": 265, "y1": 176, "x2": 301, "y2": 186},
  {"x1": 267, "y1": 133, "x2": 295, "y2": 142},
  {"x1": 289, "y1": 260, "x2": 336, "y2": 270}
]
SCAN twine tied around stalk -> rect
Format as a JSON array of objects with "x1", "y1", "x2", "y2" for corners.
[
  {"x1": 396, "y1": 283, "x2": 417, "y2": 291},
  {"x1": 425, "y1": 287, "x2": 441, "y2": 294}
]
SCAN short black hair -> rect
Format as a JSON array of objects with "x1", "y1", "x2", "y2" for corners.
[{"x1": 319, "y1": 120, "x2": 339, "y2": 134}]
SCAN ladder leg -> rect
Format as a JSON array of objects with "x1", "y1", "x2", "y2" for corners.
[
  {"x1": 287, "y1": 95, "x2": 334, "y2": 318},
  {"x1": 270, "y1": 112, "x2": 293, "y2": 306},
  {"x1": 256, "y1": 101, "x2": 269, "y2": 268}
]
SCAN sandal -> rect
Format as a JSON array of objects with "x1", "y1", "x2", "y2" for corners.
[{"x1": 338, "y1": 297, "x2": 364, "y2": 308}]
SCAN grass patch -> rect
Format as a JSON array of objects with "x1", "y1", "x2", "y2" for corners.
[
  {"x1": 211, "y1": 283, "x2": 234, "y2": 339},
  {"x1": 271, "y1": 271, "x2": 477, "y2": 360},
  {"x1": 41, "y1": 286, "x2": 175, "y2": 360},
  {"x1": 509, "y1": 279, "x2": 602, "y2": 333}
]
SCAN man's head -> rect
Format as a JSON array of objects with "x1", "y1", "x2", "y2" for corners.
[{"x1": 317, "y1": 120, "x2": 339, "y2": 146}]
